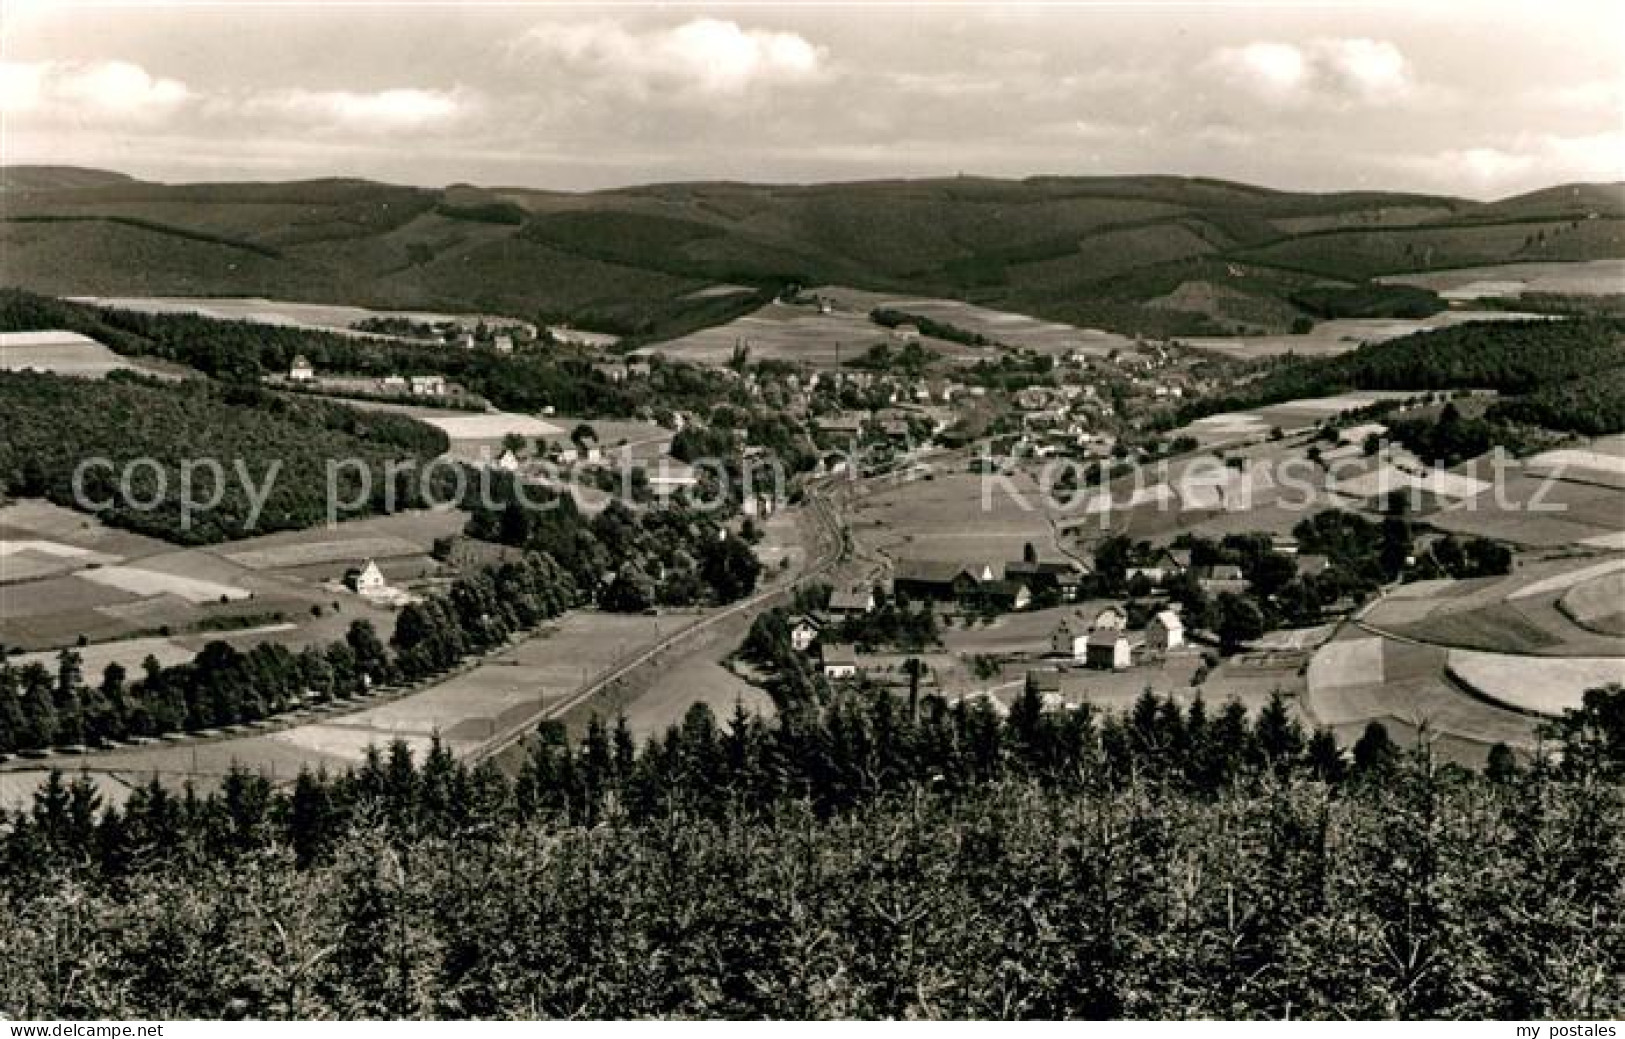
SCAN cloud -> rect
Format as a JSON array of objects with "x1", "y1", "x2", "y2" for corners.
[
  {"x1": 1395, "y1": 132, "x2": 1624, "y2": 194},
  {"x1": 241, "y1": 87, "x2": 469, "y2": 131},
  {"x1": 0, "y1": 60, "x2": 190, "y2": 121},
  {"x1": 521, "y1": 18, "x2": 826, "y2": 99},
  {"x1": 1210, "y1": 38, "x2": 1412, "y2": 104}
]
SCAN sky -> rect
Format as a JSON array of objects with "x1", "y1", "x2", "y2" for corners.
[{"x1": 1, "y1": 0, "x2": 1621, "y2": 198}]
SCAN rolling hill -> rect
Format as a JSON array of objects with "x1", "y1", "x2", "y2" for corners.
[{"x1": 2, "y1": 167, "x2": 1620, "y2": 342}]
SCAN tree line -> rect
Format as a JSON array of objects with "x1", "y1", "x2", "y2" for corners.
[
  {"x1": 0, "y1": 552, "x2": 575, "y2": 755},
  {"x1": 0, "y1": 682, "x2": 1619, "y2": 1018}
]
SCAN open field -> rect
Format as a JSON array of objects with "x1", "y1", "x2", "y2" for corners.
[
  {"x1": 1379, "y1": 259, "x2": 1625, "y2": 299},
  {"x1": 1058, "y1": 433, "x2": 1354, "y2": 546},
  {"x1": 1179, "y1": 309, "x2": 1554, "y2": 359},
  {"x1": 11, "y1": 622, "x2": 298, "y2": 678},
  {"x1": 815, "y1": 285, "x2": 1137, "y2": 356},
  {"x1": 0, "y1": 538, "x2": 122, "y2": 582},
  {"x1": 635, "y1": 298, "x2": 986, "y2": 366},
  {"x1": 68, "y1": 296, "x2": 528, "y2": 336},
  {"x1": 1524, "y1": 436, "x2": 1625, "y2": 489},
  {"x1": 1428, "y1": 468, "x2": 1625, "y2": 547},
  {"x1": 226, "y1": 535, "x2": 429, "y2": 570},
  {"x1": 1362, "y1": 554, "x2": 1625, "y2": 657},
  {"x1": 1559, "y1": 569, "x2": 1625, "y2": 636},
  {"x1": 1173, "y1": 392, "x2": 1413, "y2": 446},
  {"x1": 77, "y1": 565, "x2": 251, "y2": 603},
  {"x1": 0, "y1": 499, "x2": 432, "y2": 653},
  {"x1": 0, "y1": 608, "x2": 683, "y2": 807},
  {"x1": 0, "y1": 329, "x2": 136, "y2": 377},
  {"x1": 1446, "y1": 649, "x2": 1625, "y2": 717},
  {"x1": 851, "y1": 468, "x2": 1056, "y2": 571},
  {"x1": 1306, "y1": 631, "x2": 1542, "y2": 765},
  {"x1": 419, "y1": 412, "x2": 564, "y2": 441}
]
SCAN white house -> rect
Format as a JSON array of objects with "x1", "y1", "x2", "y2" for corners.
[
  {"x1": 496, "y1": 449, "x2": 521, "y2": 473},
  {"x1": 343, "y1": 559, "x2": 387, "y2": 595},
  {"x1": 1146, "y1": 610, "x2": 1185, "y2": 651},
  {"x1": 821, "y1": 644, "x2": 861, "y2": 680},
  {"x1": 409, "y1": 374, "x2": 447, "y2": 397},
  {"x1": 789, "y1": 615, "x2": 822, "y2": 653},
  {"x1": 288, "y1": 355, "x2": 316, "y2": 381},
  {"x1": 1092, "y1": 605, "x2": 1128, "y2": 631},
  {"x1": 493, "y1": 334, "x2": 514, "y2": 354}
]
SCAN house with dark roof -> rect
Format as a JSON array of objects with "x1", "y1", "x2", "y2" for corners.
[
  {"x1": 821, "y1": 643, "x2": 861, "y2": 680},
  {"x1": 1084, "y1": 630, "x2": 1132, "y2": 670},
  {"x1": 1004, "y1": 559, "x2": 1086, "y2": 602},
  {"x1": 892, "y1": 560, "x2": 991, "y2": 602},
  {"x1": 977, "y1": 579, "x2": 1032, "y2": 612}
]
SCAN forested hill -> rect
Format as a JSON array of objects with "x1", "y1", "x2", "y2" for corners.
[
  {"x1": 1182, "y1": 317, "x2": 1625, "y2": 436},
  {"x1": 0, "y1": 372, "x2": 451, "y2": 544},
  {"x1": 2, "y1": 166, "x2": 1620, "y2": 339}
]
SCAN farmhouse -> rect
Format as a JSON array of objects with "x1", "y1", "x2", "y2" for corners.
[
  {"x1": 409, "y1": 374, "x2": 447, "y2": 397},
  {"x1": 1084, "y1": 631, "x2": 1132, "y2": 671},
  {"x1": 1092, "y1": 605, "x2": 1128, "y2": 631},
  {"x1": 495, "y1": 449, "x2": 521, "y2": 473},
  {"x1": 288, "y1": 355, "x2": 316, "y2": 381},
  {"x1": 821, "y1": 644, "x2": 861, "y2": 680},
  {"x1": 827, "y1": 586, "x2": 876, "y2": 617},
  {"x1": 789, "y1": 615, "x2": 822, "y2": 653},
  {"x1": 892, "y1": 560, "x2": 992, "y2": 603},
  {"x1": 1005, "y1": 559, "x2": 1085, "y2": 601},
  {"x1": 978, "y1": 579, "x2": 1032, "y2": 612},
  {"x1": 343, "y1": 560, "x2": 387, "y2": 595},
  {"x1": 1146, "y1": 610, "x2": 1185, "y2": 651}
]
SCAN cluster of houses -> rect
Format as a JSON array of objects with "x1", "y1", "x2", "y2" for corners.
[
  {"x1": 1048, "y1": 605, "x2": 1184, "y2": 671},
  {"x1": 889, "y1": 554, "x2": 1092, "y2": 613},
  {"x1": 492, "y1": 439, "x2": 703, "y2": 498},
  {"x1": 1121, "y1": 543, "x2": 1329, "y2": 595},
  {"x1": 286, "y1": 357, "x2": 458, "y2": 399}
]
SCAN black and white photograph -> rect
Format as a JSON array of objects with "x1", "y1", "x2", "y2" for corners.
[{"x1": 0, "y1": 0, "x2": 1621, "y2": 1025}]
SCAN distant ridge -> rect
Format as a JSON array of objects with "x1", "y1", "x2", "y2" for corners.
[
  {"x1": 0, "y1": 166, "x2": 143, "y2": 192},
  {"x1": 1, "y1": 166, "x2": 1619, "y2": 342}
]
